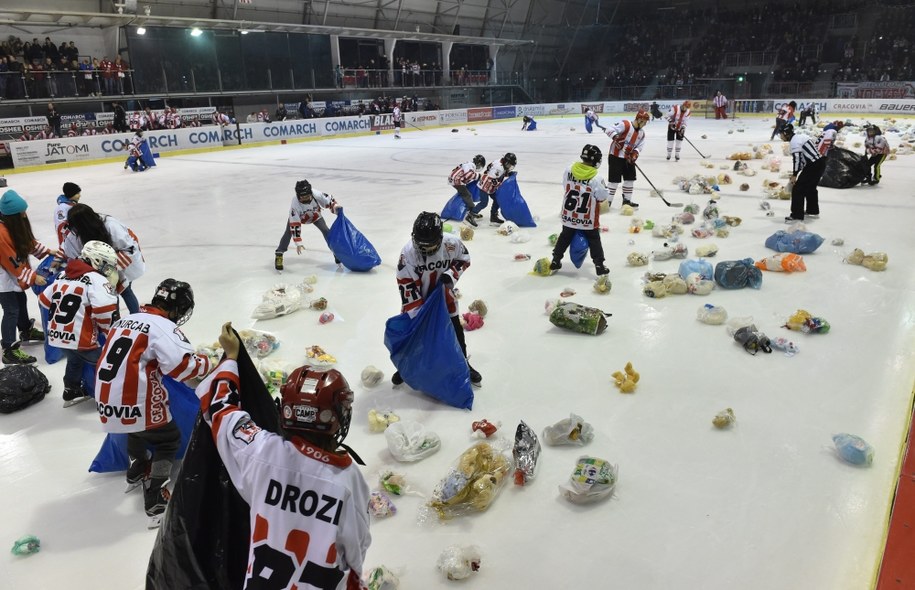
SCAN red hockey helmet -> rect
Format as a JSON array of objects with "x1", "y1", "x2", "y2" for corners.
[
  {"x1": 633, "y1": 109, "x2": 650, "y2": 128},
  {"x1": 682, "y1": 100, "x2": 692, "y2": 110},
  {"x1": 280, "y1": 366, "x2": 354, "y2": 445}
]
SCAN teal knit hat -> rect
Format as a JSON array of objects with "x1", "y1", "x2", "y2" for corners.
[{"x1": 0, "y1": 190, "x2": 28, "y2": 215}]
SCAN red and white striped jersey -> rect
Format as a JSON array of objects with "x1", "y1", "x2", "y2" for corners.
[
  {"x1": 54, "y1": 198, "x2": 75, "y2": 245},
  {"x1": 129, "y1": 113, "x2": 141, "y2": 130},
  {"x1": 396, "y1": 234, "x2": 470, "y2": 318},
  {"x1": 560, "y1": 166, "x2": 609, "y2": 230},
  {"x1": 448, "y1": 162, "x2": 480, "y2": 187},
  {"x1": 95, "y1": 306, "x2": 211, "y2": 433},
  {"x1": 777, "y1": 104, "x2": 795, "y2": 121},
  {"x1": 713, "y1": 94, "x2": 727, "y2": 108},
  {"x1": 393, "y1": 106, "x2": 402, "y2": 122},
  {"x1": 479, "y1": 162, "x2": 507, "y2": 194},
  {"x1": 666, "y1": 105, "x2": 691, "y2": 130},
  {"x1": 67, "y1": 128, "x2": 79, "y2": 137},
  {"x1": 196, "y1": 360, "x2": 371, "y2": 590},
  {"x1": 59, "y1": 214, "x2": 145, "y2": 284},
  {"x1": 605, "y1": 120, "x2": 645, "y2": 159},
  {"x1": 287, "y1": 191, "x2": 337, "y2": 244},
  {"x1": 38, "y1": 259, "x2": 119, "y2": 351},
  {"x1": 817, "y1": 127, "x2": 837, "y2": 155}
]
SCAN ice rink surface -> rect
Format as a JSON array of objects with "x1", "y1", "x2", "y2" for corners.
[{"x1": 2, "y1": 113, "x2": 915, "y2": 590}]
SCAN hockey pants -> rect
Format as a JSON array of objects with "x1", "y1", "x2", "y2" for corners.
[
  {"x1": 455, "y1": 185, "x2": 475, "y2": 212},
  {"x1": 552, "y1": 226, "x2": 605, "y2": 265},
  {"x1": 276, "y1": 217, "x2": 331, "y2": 253},
  {"x1": 790, "y1": 157, "x2": 826, "y2": 219}
]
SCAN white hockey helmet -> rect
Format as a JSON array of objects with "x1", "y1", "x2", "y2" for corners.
[{"x1": 80, "y1": 240, "x2": 119, "y2": 285}]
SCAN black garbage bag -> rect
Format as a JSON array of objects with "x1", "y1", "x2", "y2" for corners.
[
  {"x1": 0, "y1": 365, "x2": 51, "y2": 413},
  {"x1": 146, "y1": 332, "x2": 280, "y2": 590},
  {"x1": 819, "y1": 147, "x2": 870, "y2": 189}
]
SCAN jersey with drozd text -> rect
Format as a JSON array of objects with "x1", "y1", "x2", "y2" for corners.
[
  {"x1": 38, "y1": 260, "x2": 119, "y2": 351},
  {"x1": 560, "y1": 167, "x2": 609, "y2": 230},
  {"x1": 196, "y1": 360, "x2": 371, "y2": 590},
  {"x1": 396, "y1": 234, "x2": 470, "y2": 318},
  {"x1": 95, "y1": 306, "x2": 210, "y2": 433}
]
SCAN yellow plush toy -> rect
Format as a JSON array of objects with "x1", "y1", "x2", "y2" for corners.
[{"x1": 611, "y1": 362, "x2": 640, "y2": 393}]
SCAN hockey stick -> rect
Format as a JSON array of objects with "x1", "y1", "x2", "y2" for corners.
[
  {"x1": 684, "y1": 136, "x2": 709, "y2": 158},
  {"x1": 634, "y1": 162, "x2": 683, "y2": 208},
  {"x1": 406, "y1": 120, "x2": 425, "y2": 131}
]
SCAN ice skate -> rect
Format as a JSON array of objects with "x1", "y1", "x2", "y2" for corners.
[
  {"x1": 125, "y1": 455, "x2": 151, "y2": 493},
  {"x1": 144, "y1": 477, "x2": 170, "y2": 529},
  {"x1": 489, "y1": 215, "x2": 505, "y2": 226},
  {"x1": 463, "y1": 213, "x2": 478, "y2": 227},
  {"x1": 274, "y1": 253, "x2": 284, "y2": 271},
  {"x1": 675, "y1": 155, "x2": 680, "y2": 161},
  {"x1": 622, "y1": 199, "x2": 639, "y2": 208},
  {"x1": 595, "y1": 264, "x2": 610, "y2": 276},
  {"x1": 549, "y1": 259, "x2": 562, "y2": 274},
  {"x1": 391, "y1": 371, "x2": 403, "y2": 386},
  {"x1": 62, "y1": 385, "x2": 91, "y2": 408},
  {"x1": 468, "y1": 364, "x2": 482, "y2": 386},
  {"x1": 2, "y1": 343, "x2": 36, "y2": 365},
  {"x1": 666, "y1": 153, "x2": 671, "y2": 161},
  {"x1": 19, "y1": 319, "x2": 44, "y2": 344}
]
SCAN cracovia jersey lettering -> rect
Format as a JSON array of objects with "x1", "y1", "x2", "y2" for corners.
[
  {"x1": 95, "y1": 307, "x2": 210, "y2": 433},
  {"x1": 396, "y1": 234, "x2": 470, "y2": 317},
  {"x1": 196, "y1": 360, "x2": 371, "y2": 590},
  {"x1": 560, "y1": 167, "x2": 609, "y2": 230},
  {"x1": 38, "y1": 261, "x2": 118, "y2": 351}
]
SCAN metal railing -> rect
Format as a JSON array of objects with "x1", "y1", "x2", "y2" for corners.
[
  {"x1": 0, "y1": 69, "x2": 133, "y2": 100},
  {"x1": 723, "y1": 51, "x2": 779, "y2": 68}
]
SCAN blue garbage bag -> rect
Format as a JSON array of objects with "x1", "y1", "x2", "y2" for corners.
[
  {"x1": 714, "y1": 258, "x2": 763, "y2": 289},
  {"x1": 765, "y1": 230, "x2": 824, "y2": 254},
  {"x1": 570, "y1": 231, "x2": 588, "y2": 268},
  {"x1": 585, "y1": 117, "x2": 593, "y2": 133},
  {"x1": 678, "y1": 258, "x2": 714, "y2": 281},
  {"x1": 525, "y1": 118, "x2": 537, "y2": 131},
  {"x1": 126, "y1": 138, "x2": 157, "y2": 171},
  {"x1": 88, "y1": 377, "x2": 200, "y2": 473},
  {"x1": 327, "y1": 208, "x2": 381, "y2": 272},
  {"x1": 383, "y1": 285, "x2": 473, "y2": 410},
  {"x1": 494, "y1": 174, "x2": 536, "y2": 228},
  {"x1": 32, "y1": 257, "x2": 64, "y2": 364},
  {"x1": 441, "y1": 181, "x2": 480, "y2": 221}
]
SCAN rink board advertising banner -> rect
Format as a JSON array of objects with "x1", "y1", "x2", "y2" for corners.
[{"x1": 10, "y1": 99, "x2": 915, "y2": 168}]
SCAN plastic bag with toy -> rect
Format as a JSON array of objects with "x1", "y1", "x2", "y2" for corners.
[
  {"x1": 385, "y1": 420, "x2": 441, "y2": 462},
  {"x1": 559, "y1": 456, "x2": 618, "y2": 504},
  {"x1": 250, "y1": 281, "x2": 313, "y2": 320},
  {"x1": 427, "y1": 441, "x2": 512, "y2": 520},
  {"x1": 238, "y1": 329, "x2": 280, "y2": 358},
  {"x1": 755, "y1": 253, "x2": 807, "y2": 272},
  {"x1": 542, "y1": 413, "x2": 594, "y2": 446}
]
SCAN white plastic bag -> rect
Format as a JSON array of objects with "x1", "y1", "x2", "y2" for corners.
[{"x1": 384, "y1": 421, "x2": 441, "y2": 462}]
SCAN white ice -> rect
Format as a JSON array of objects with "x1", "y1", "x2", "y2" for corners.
[{"x1": 2, "y1": 114, "x2": 915, "y2": 590}]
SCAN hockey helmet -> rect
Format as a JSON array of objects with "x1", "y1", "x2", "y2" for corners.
[
  {"x1": 412, "y1": 211, "x2": 443, "y2": 256},
  {"x1": 779, "y1": 124, "x2": 795, "y2": 140},
  {"x1": 682, "y1": 100, "x2": 692, "y2": 110},
  {"x1": 522, "y1": 115, "x2": 532, "y2": 123},
  {"x1": 280, "y1": 365, "x2": 354, "y2": 446},
  {"x1": 502, "y1": 152, "x2": 517, "y2": 169},
  {"x1": 580, "y1": 144, "x2": 603, "y2": 167},
  {"x1": 80, "y1": 240, "x2": 119, "y2": 286},
  {"x1": 295, "y1": 179, "x2": 313, "y2": 200},
  {"x1": 866, "y1": 125, "x2": 880, "y2": 136},
  {"x1": 833, "y1": 120, "x2": 844, "y2": 130},
  {"x1": 633, "y1": 109, "x2": 650, "y2": 128},
  {"x1": 472, "y1": 154, "x2": 486, "y2": 170},
  {"x1": 151, "y1": 278, "x2": 195, "y2": 326}
]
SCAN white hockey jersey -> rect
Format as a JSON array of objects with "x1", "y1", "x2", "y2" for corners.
[
  {"x1": 38, "y1": 259, "x2": 119, "y2": 351},
  {"x1": 448, "y1": 162, "x2": 479, "y2": 187},
  {"x1": 666, "y1": 105, "x2": 690, "y2": 130},
  {"x1": 479, "y1": 162, "x2": 507, "y2": 194},
  {"x1": 396, "y1": 234, "x2": 470, "y2": 318},
  {"x1": 54, "y1": 196, "x2": 77, "y2": 244},
  {"x1": 585, "y1": 109, "x2": 598, "y2": 121},
  {"x1": 95, "y1": 306, "x2": 211, "y2": 433},
  {"x1": 59, "y1": 214, "x2": 145, "y2": 285},
  {"x1": 606, "y1": 120, "x2": 645, "y2": 159},
  {"x1": 560, "y1": 165, "x2": 609, "y2": 230},
  {"x1": 288, "y1": 191, "x2": 338, "y2": 244},
  {"x1": 196, "y1": 360, "x2": 371, "y2": 590}
]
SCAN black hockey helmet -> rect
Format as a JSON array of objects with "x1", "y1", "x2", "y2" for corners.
[
  {"x1": 280, "y1": 365, "x2": 354, "y2": 446},
  {"x1": 295, "y1": 179, "x2": 313, "y2": 198},
  {"x1": 779, "y1": 124, "x2": 795, "y2": 140},
  {"x1": 866, "y1": 125, "x2": 880, "y2": 136},
  {"x1": 502, "y1": 152, "x2": 517, "y2": 168},
  {"x1": 522, "y1": 115, "x2": 532, "y2": 123},
  {"x1": 472, "y1": 154, "x2": 486, "y2": 169},
  {"x1": 580, "y1": 144, "x2": 602, "y2": 167},
  {"x1": 151, "y1": 279, "x2": 195, "y2": 326},
  {"x1": 412, "y1": 211, "x2": 443, "y2": 256}
]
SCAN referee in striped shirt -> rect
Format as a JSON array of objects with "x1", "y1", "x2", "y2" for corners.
[{"x1": 780, "y1": 124, "x2": 827, "y2": 223}]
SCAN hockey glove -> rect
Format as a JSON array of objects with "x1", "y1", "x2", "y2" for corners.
[
  {"x1": 438, "y1": 273, "x2": 454, "y2": 288},
  {"x1": 676, "y1": 129, "x2": 685, "y2": 141},
  {"x1": 625, "y1": 150, "x2": 639, "y2": 164}
]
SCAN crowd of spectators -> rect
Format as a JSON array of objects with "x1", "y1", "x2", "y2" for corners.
[
  {"x1": 335, "y1": 55, "x2": 491, "y2": 89},
  {"x1": 0, "y1": 35, "x2": 132, "y2": 100},
  {"x1": 833, "y1": 7, "x2": 914, "y2": 82}
]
